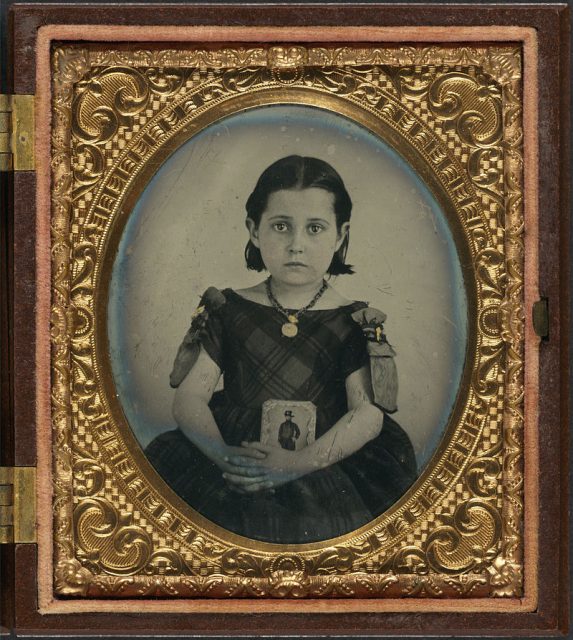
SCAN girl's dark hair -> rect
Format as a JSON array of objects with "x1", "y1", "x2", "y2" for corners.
[{"x1": 244, "y1": 155, "x2": 354, "y2": 275}]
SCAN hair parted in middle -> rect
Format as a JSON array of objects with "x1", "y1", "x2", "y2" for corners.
[{"x1": 244, "y1": 155, "x2": 354, "y2": 276}]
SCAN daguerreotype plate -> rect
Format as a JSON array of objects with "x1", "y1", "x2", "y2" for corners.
[{"x1": 45, "y1": 37, "x2": 530, "y2": 603}]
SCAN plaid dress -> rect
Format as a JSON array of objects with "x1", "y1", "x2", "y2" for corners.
[{"x1": 146, "y1": 289, "x2": 417, "y2": 543}]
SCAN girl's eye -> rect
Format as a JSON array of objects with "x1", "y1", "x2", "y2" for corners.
[
  {"x1": 308, "y1": 224, "x2": 323, "y2": 234},
  {"x1": 273, "y1": 222, "x2": 288, "y2": 232}
]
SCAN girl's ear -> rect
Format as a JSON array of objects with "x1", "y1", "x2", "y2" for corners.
[
  {"x1": 245, "y1": 218, "x2": 260, "y2": 248},
  {"x1": 336, "y1": 222, "x2": 350, "y2": 251}
]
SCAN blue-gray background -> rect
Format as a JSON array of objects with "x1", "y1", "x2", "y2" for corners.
[{"x1": 108, "y1": 104, "x2": 467, "y2": 472}]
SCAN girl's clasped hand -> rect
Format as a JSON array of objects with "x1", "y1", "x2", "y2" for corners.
[{"x1": 222, "y1": 442, "x2": 303, "y2": 494}]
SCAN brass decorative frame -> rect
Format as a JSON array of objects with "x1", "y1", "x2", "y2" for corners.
[{"x1": 50, "y1": 42, "x2": 524, "y2": 599}]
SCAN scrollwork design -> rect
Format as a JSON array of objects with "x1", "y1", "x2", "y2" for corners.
[
  {"x1": 425, "y1": 499, "x2": 501, "y2": 574},
  {"x1": 52, "y1": 47, "x2": 94, "y2": 577},
  {"x1": 144, "y1": 67, "x2": 186, "y2": 94},
  {"x1": 186, "y1": 533, "x2": 227, "y2": 560},
  {"x1": 73, "y1": 143, "x2": 105, "y2": 199},
  {"x1": 220, "y1": 548, "x2": 266, "y2": 577},
  {"x1": 72, "y1": 67, "x2": 149, "y2": 144},
  {"x1": 394, "y1": 67, "x2": 435, "y2": 100},
  {"x1": 143, "y1": 549, "x2": 189, "y2": 576},
  {"x1": 222, "y1": 67, "x2": 268, "y2": 93},
  {"x1": 70, "y1": 241, "x2": 97, "y2": 298},
  {"x1": 305, "y1": 67, "x2": 359, "y2": 96},
  {"x1": 478, "y1": 304, "x2": 503, "y2": 340},
  {"x1": 70, "y1": 345, "x2": 97, "y2": 401},
  {"x1": 443, "y1": 574, "x2": 488, "y2": 596},
  {"x1": 78, "y1": 572, "x2": 495, "y2": 598},
  {"x1": 468, "y1": 147, "x2": 503, "y2": 194},
  {"x1": 73, "y1": 447, "x2": 105, "y2": 498},
  {"x1": 465, "y1": 457, "x2": 502, "y2": 498},
  {"x1": 70, "y1": 304, "x2": 94, "y2": 342},
  {"x1": 428, "y1": 72, "x2": 503, "y2": 147},
  {"x1": 402, "y1": 575, "x2": 444, "y2": 597},
  {"x1": 91, "y1": 575, "x2": 135, "y2": 595},
  {"x1": 355, "y1": 573, "x2": 399, "y2": 595},
  {"x1": 475, "y1": 247, "x2": 505, "y2": 299},
  {"x1": 73, "y1": 497, "x2": 152, "y2": 575},
  {"x1": 391, "y1": 545, "x2": 429, "y2": 575},
  {"x1": 472, "y1": 343, "x2": 505, "y2": 399},
  {"x1": 51, "y1": 44, "x2": 524, "y2": 598},
  {"x1": 308, "y1": 546, "x2": 357, "y2": 575},
  {"x1": 498, "y1": 45, "x2": 525, "y2": 590}
]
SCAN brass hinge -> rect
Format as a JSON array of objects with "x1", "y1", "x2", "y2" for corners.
[
  {"x1": 0, "y1": 467, "x2": 36, "y2": 543},
  {"x1": 0, "y1": 94, "x2": 35, "y2": 171}
]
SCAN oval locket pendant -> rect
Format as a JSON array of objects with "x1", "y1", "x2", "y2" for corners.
[{"x1": 281, "y1": 322, "x2": 298, "y2": 338}]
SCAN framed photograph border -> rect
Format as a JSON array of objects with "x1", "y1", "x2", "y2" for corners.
[
  {"x1": 2, "y1": 2, "x2": 569, "y2": 637},
  {"x1": 48, "y1": 36, "x2": 519, "y2": 602}
]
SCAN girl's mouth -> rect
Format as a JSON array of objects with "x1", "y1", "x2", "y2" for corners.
[{"x1": 285, "y1": 262, "x2": 307, "y2": 267}]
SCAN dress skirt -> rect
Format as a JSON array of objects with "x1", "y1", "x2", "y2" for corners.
[{"x1": 145, "y1": 288, "x2": 418, "y2": 544}]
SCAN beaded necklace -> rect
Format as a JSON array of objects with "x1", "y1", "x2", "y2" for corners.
[{"x1": 265, "y1": 277, "x2": 328, "y2": 338}]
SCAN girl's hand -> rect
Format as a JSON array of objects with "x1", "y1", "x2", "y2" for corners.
[
  {"x1": 207, "y1": 444, "x2": 267, "y2": 478},
  {"x1": 222, "y1": 442, "x2": 307, "y2": 493}
]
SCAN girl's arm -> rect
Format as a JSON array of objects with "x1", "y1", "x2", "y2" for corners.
[
  {"x1": 299, "y1": 365, "x2": 384, "y2": 471},
  {"x1": 224, "y1": 365, "x2": 384, "y2": 491},
  {"x1": 172, "y1": 347, "x2": 266, "y2": 474}
]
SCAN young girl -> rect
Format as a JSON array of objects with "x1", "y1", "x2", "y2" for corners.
[{"x1": 146, "y1": 155, "x2": 417, "y2": 544}]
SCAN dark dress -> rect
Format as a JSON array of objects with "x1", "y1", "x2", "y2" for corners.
[{"x1": 145, "y1": 289, "x2": 417, "y2": 543}]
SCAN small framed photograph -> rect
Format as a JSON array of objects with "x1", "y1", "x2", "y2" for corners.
[
  {"x1": 2, "y1": 2, "x2": 569, "y2": 637},
  {"x1": 260, "y1": 401, "x2": 317, "y2": 451}
]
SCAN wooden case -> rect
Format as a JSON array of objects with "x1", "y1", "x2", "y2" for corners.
[{"x1": 1, "y1": 2, "x2": 569, "y2": 637}]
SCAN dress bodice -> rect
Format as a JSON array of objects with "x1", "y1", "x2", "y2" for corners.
[{"x1": 199, "y1": 289, "x2": 369, "y2": 440}]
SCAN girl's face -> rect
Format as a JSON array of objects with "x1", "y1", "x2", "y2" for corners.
[{"x1": 247, "y1": 188, "x2": 349, "y2": 289}]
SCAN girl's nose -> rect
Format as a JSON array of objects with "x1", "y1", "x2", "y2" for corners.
[{"x1": 288, "y1": 229, "x2": 305, "y2": 253}]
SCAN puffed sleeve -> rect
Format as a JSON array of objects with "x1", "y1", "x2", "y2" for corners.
[
  {"x1": 351, "y1": 306, "x2": 398, "y2": 413},
  {"x1": 339, "y1": 321, "x2": 370, "y2": 381},
  {"x1": 169, "y1": 287, "x2": 226, "y2": 388}
]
